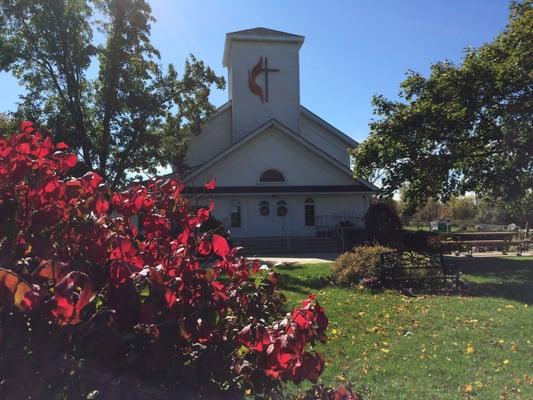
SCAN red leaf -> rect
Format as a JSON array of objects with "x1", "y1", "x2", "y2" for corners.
[
  {"x1": 0, "y1": 144, "x2": 12, "y2": 158},
  {"x1": 212, "y1": 234, "x2": 229, "y2": 257},
  {"x1": 55, "y1": 142, "x2": 69, "y2": 150},
  {"x1": 110, "y1": 237, "x2": 143, "y2": 269},
  {"x1": 0, "y1": 268, "x2": 36, "y2": 310},
  {"x1": 251, "y1": 259, "x2": 261, "y2": 273},
  {"x1": 196, "y1": 207, "x2": 210, "y2": 224},
  {"x1": 109, "y1": 260, "x2": 132, "y2": 287},
  {"x1": 204, "y1": 178, "x2": 216, "y2": 190},
  {"x1": 51, "y1": 271, "x2": 94, "y2": 325},
  {"x1": 34, "y1": 259, "x2": 68, "y2": 281},
  {"x1": 65, "y1": 153, "x2": 77, "y2": 168},
  {"x1": 19, "y1": 142, "x2": 31, "y2": 154},
  {"x1": 20, "y1": 121, "x2": 34, "y2": 132},
  {"x1": 198, "y1": 239, "x2": 212, "y2": 255},
  {"x1": 43, "y1": 178, "x2": 59, "y2": 193},
  {"x1": 334, "y1": 385, "x2": 358, "y2": 400},
  {"x1": 238, "y1": 324, "x2": 273, "y2": 352},
  {"x1": 165, "y1": 289, "x2": 177, "y2": 308},
  {"x1": 95, "y1": 197, "x2": 109, "y2": 215},
  {"x1": 143, "y1": 214, "x2": 170, "y2": 239}
]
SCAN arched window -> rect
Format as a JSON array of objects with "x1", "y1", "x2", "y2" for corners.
[
  {"x1": 230, "y1": 200, "x2": 241, "y2": 228},
  {"x1": 304, "y1": 198, "x2": 315, "y2": 226},
  {"x1": 259, "y1": 169, "x2": 285, "y2": 183}
]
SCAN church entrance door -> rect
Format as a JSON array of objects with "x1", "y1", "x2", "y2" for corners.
[{"x1": 257, "y1": 199, "x2": 289, "y2": 237}]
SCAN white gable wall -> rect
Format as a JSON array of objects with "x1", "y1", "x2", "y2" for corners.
[
  {"x1": 186, "y1": 104, "x2": 232, "y2": 167},
  {"x1": 300, "y1": 111, "x2": 351, "y2": 167},
  {"x1": 187, "y1": 125, "x2": 355, "y2": 187}
]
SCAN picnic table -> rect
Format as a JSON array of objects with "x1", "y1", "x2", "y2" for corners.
[
  {"x1": 441, "y1": 239, "x2": 530, "y2": 256},
  {"x1": 380, "y1": 251, "x2": 460, "y2": 290}
]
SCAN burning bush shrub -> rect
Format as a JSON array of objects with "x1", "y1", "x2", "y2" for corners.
[
  {"x1": 0, "y1": 123, "x2": 357, "y2": 399},
  {"x1": 332, "y1": 245, "x2": 394, "y2": 286}
]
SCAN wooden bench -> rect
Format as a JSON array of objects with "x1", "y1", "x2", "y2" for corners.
[
  {"x1": 380, "y1": 251, "x2": 460, "y2": 291},
  {"x1": 441, "y1": 239, "x2": 530, "y2": 256}
]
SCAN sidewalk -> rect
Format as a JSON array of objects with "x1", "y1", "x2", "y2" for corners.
[
  {"x1": 253, "y1": 253, "x2": 339, "y2": 264},
  {"x1": 254, "y1": 251, "x2": 532, "y2": 265},
  {"x1": 446, "y1": 251, "x2": 532, "y2": 258}
]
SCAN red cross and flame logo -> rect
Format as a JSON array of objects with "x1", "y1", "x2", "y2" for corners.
[{"x1": 248, "y1": 56, "x2": 279, "y2": 103}]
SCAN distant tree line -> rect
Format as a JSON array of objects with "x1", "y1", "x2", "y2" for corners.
[{"x1": 397, "y1": 192, "x2": 533, "y2": 229}]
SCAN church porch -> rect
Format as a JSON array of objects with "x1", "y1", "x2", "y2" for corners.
[{"x1": 193, "y1": 191, "x2": 371, "y2": 239}]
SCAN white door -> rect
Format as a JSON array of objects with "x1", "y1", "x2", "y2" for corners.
[{"x1": 257, "y1": 199, "x2": 289, "y2": 237}]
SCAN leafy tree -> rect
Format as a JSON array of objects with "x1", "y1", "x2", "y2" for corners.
[
  {"x1": 401, "y1": 197, "x2": 442, "y2": 225},
  {"x1": 476, "y1": 192, "x2": 532, "y2": 229},
  {"x1": 0, "y1": 0, "x2": 224, "y2": 185},
  {"x1": 445, "y1": 196, "x2": 478, "y2": 222},
  {"x1": 364, "y1": 202, "x2": 402, "y2": 244},
  {"x1": 352, "y1": 0, "x2": 532, "y2": 215},
  {"x1": 0, "y1": 113, "x2": 18, "y2": 136}
]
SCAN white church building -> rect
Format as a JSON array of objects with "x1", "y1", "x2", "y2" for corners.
[{"x1": 183, "y1": 28, "x2": 377, "y2": 240}]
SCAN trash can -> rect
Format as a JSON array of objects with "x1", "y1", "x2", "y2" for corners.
[{"x1": 437, "y1": 220, "x2": 451, "y2": 233}]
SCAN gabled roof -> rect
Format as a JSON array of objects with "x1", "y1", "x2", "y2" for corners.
[
  {"x1": 227, "y1": 27, "x2": 304, "y2": 39},
  {"x1": 300, "y1": 106, "x2": 358, "y2": 147},
  {"x1": 201, "y1": 101, "x2": 357, "y2": 149},
  {"x1": 184, "y1": 119, "x2": 377, "y2": 191},
  {"x1": 223, "y1": 27, "x2": 305, "y2": 67}
]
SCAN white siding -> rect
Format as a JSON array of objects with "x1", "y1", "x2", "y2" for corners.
[
  {"x1": 195, "y1": 193, "x2": 370, "y2": 238},
  {"x1": 185, "y1": 105, "x2": 232, "y2": 167},
  {"x1": 300, "y1": 112, "x2": 351, "y2": 167},
  {"x1": 228, "y1": 41, "x2": 301, "y2": 140},
  {"x1": 187, "y1": 125, "x2": 355, "y2": 187}
]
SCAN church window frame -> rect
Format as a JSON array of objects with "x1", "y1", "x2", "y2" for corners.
[
  {"x1": 277, "y1": 200, "x2": 288, "y2": 217},
  {"x1": 304, "y1": 198, "x2": 315, "y2": 226},
  {"x1": 258, "y1": 169, "x2": 286, "y2": 185},
  {"x1": 230, "y1": 200, "x2": 242, "y2": 228},
  {"x1": 259, "y1": 200, "x2": 270, "y2": 216}
]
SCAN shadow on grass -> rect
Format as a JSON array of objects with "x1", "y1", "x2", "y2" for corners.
[
  {"x1": 276, "y1": 257, "x2": 533, "y2": 305},
  {"x1": 450, "y1": 256, "x2": 533, "y2": 304},
  {"x1": 275, "y1": 263, "x2": 334, "y2": 296}
]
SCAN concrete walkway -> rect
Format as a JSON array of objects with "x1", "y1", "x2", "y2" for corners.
[
  {"x1": 252, "y1": 251, "x2": 532, "y2": 265},
  {"x1": 253, "y1": 253, "x2": 339, "y2": 264},
  {"x1": 446, "y1": 251, "x2": 532, "y2": 258}
]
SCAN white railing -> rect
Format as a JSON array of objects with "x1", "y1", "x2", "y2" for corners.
[
  {"x1": 316, "y1": 215, "x2": 364, "y2": 251},
  {"x1": 316, "y1": 215, "x2": 363, "y2": 232}
]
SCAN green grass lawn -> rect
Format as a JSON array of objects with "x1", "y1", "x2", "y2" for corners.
[{"x1": 277, "y1": 256, "x2": 533, "y2": 399}]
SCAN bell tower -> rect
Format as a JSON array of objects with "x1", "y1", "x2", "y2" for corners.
[{"x1": 223, "y1": 28, "x2": 305, "y2": 142}]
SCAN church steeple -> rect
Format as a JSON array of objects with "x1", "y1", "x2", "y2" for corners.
[{"x1": 223, "y1": 28, "x2": 305, "y2": 142}]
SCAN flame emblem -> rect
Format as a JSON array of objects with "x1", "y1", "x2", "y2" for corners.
[{"x1": 248, "y1": 56, "x2": 264, "y2": 103}]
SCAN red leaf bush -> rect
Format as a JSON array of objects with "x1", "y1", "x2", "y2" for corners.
[{"x1": 0, "y1": 123, "x2": 357, "y2": 399}]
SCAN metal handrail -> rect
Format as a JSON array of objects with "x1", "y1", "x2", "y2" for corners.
[{"x1": 316, "y1": 215, "x2": 363, "y2": 230}]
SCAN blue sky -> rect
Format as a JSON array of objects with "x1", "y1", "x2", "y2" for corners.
[{"x1": 0, "y1": 0, "x2": 510, "y2": 142}]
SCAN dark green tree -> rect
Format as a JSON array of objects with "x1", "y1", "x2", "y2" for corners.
[
  {"x1": 476, "y1": 192, "x2": 533, "y2": 229},
  {"x1": 0, "y1": 0, "x2": 224, "y2": 185},
  {"x1": 352, "y1": 0, "x2": 532, "y2": 215}
]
